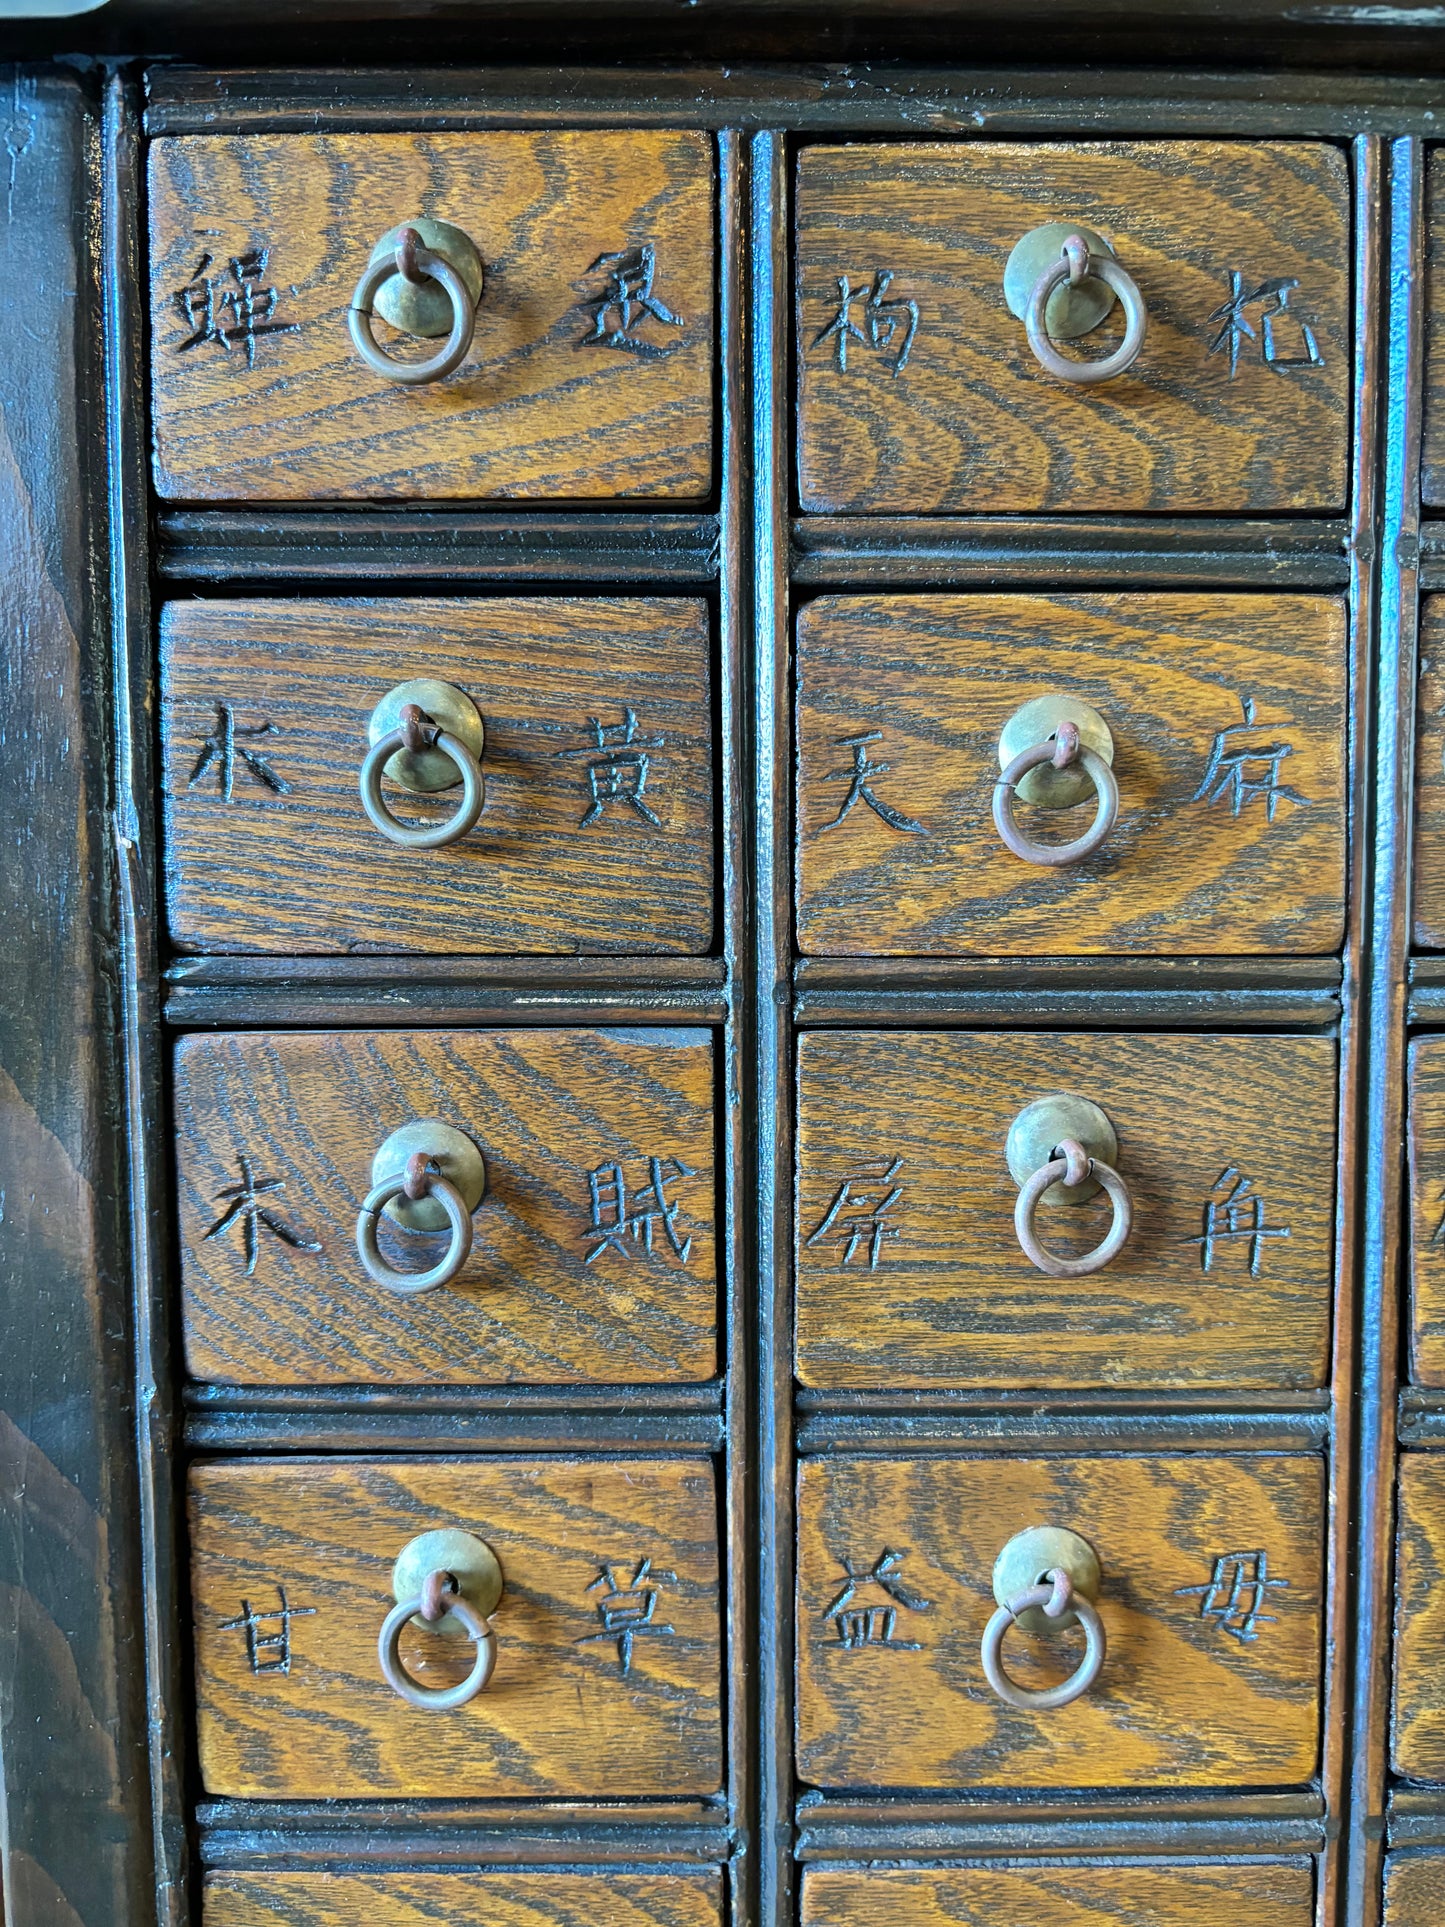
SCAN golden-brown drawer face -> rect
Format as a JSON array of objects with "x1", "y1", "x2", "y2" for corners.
[
  {"x1": 1385, "y1": 1854, "x2": 1445, "y2": 1925},
  {"x1": 796, "y1": 140, "x2": 1349, "y2": 515},
  {"x1": 191, "y1": 1456, "x2": 722, "y2": 1798},
  {"x1": 797, "y1": 1454, "x2": 1324, "y2": 1790},
  {"x1": 1393, "y1": 1456, "x2": 1445, "y2": 1779},
  {"x1": 175, "y1": 1027, "x2": 717, "y2": 1386},
  {"x1": 148, "y1": 132, "x2": 714, "y2": 502},
  {"x1": 160, "y1": 598, "x2": 713, "y2": 954},
  {"x1": 1408, "y1": 1039, "x2": 1445, "y2": 1383},
  {"x1": 796, "y1": 1030, "x2": 1336, "y2": 1392},
  {"x1": 796, "y1": 593, "x2": 1346, "y2": 957},
  {"x1": 1420, "y1": 150, "x2": 1445, "y2": 508},
  {"x1": 800, "y1": 1864, "x2": 1314, "y2": 1927},
  {"x1": 1413, "y1": 600, "x2": 1445, "y2": 948},
  {"x1": 203, "y1": 1871, "x2": 723, "y2": 1926}
]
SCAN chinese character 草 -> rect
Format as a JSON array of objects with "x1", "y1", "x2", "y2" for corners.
[
  {"x1": 580, "y1": 1558, "x2": 678, "y2": 1674},
  {"x1": 823, "y1": 1548, "x2": 932, "y2": 1650},
  {"x1": 1176, "y1": 1550, "x2": 1290, "y2": 1643},
  {"x1": 813, "y1": 271, "x2": 919, "y2": 375},
  {"x1": 806, "y1": 1156, "x2": 905, "y2": 1269}
]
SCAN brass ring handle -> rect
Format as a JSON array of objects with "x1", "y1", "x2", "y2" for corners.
[
  {"x1": 360, "y1": 702, "x2": 485, "y2": 851},
  {"x1": 1015, "y1": 1135, "x2": 1133, "y2": 1279},
  {"x1": 378, "y1": 1569, "x2": 498, "y2": 1711},
  {"x1": 1025, "y1": 233, "x2": 1147, "y2": 384},
  {"x1": 981, "y1": 1565, "x2": 1107, "y2": 1711},
  {"x1": 356, "y1": 1151, "x2": 474, "y2": 1295},
  {"x1": 349, "y1": 225, "x2": 478, "y2": 385},
  {"x1": 993, "y1": 721, "x2": 1119, "y2": 866}
]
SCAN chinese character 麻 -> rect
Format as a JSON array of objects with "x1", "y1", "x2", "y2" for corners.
[
  {"x1": 819, "y1": 732, "x2": 926, "y2": 836},
  {"x1": 1192, "y1": 694, "x2": 1310, "y2": 822},
  {"x1": 823, "y1": 1548, "x2": 931, "y2": 1650},
  {"x1": 174, "y1": 247, "x2": 297, "y2": 368},
  {"x1": 1186, "y1": 1165, "x2": 1291, "y2": 1277},
  {"x1": 813, "y1": 271, "x2": 919, "y2": 375},
  {"x1": 580, "y1": 1558, "x2": 678, "y2": 1673},
  {"x1": 1175, "y1": 1550, "x2": 1289, "y2": 1643},
  {"x1": 806, "y1": 1157, "x2": 905, "y2": 1269}
]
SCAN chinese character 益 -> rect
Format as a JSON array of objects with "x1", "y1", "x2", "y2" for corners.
[
  {"x1": 580, "y1": 1558, "x2": 678, "y2": 1674},
  {"x1": 1207, "y1": 271, "x2": 1323, "y2": 378},
  {"x1": 584, "y1": 1156, "x2": 697, "y2": 1266},
  {"x1": 173, "y1": 247, "x2": 297, "y2": 367},
  {"x1": 806, "y1": 1157, "x2": 905, "y2": 1269},
  {"x1": 813, "y1": 271, "x2": 919, "y2": 375},
  {"x1": 187, "y1": 702, "x2": 291, "y2": 803},
  {"x1": 1186, "y1": 1166, "x2": 1291, "y2": 1277},
  {"x1": 220, "y1": 1586, "x2": 315, "y2": 1675},
  {"x1": 819, "y1": 732, "x2": 926, "y2": 836},
  {"x1": 581, "y1": 244, "x2": 684, "y2": 355},
  {"x1": 202, "y1": 1153, "x2": 320, "y2": 1277},
  {"x1": 556, "y1": 707, "x2": 664, "y2": 828},
  {"x1": 1176, "y1": 1550, "x2": 1290, "y2": 1643},
  {"x1": 823, "y1": 1548, "x2": 931, "y2": 1650},
  {"x1": 1192, "y1": 694, "x2": 1309, "y2": 822}
]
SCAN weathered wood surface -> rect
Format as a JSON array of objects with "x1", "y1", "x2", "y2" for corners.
[
  {"x1": 148, "y1": 132, "x2": 714, "y2": 501},
  {"x1": 0, "y1": 67, "x2": 155, "y2": 1927},
  {"x1": 191, "y1": 1456, "x2": 722, "y2": 1797},
  {"x1": 1412, "y1": 599, "x2": 1445, "y2": 947},
  {"x1": 797, "y1": 140, "x2": 1349, "y2": 514},
  {"x1": 800, "y1": 1863, "x2": 1314, "y2": 1926},
  {"x1": 175, "y1": 1027, "x2": 717, "y2": 1385},
  {"x1": 1385, "y1": 1853, "x2": 1445, "y2": 1924},
  {"x1": 796, "y1": 593, "x2": 1346, "y2": 956},
  {"x1": 1406, "y1": 1039, "x2": 1445, "y2": 1383},
  {"x1": 161, "y1": 597, "x2": 713, "y2": 954},
  {"x1": 796, "y1": 1030, "x2": 1336, "y2": 1391},
  {"x1": 1391, "y1": 1455, "x2": 1445, "y2": 1779},
  {"x1": 797, "y1": 1454, "x2": 1323, "y2": 1789},
  {"x1": 204, "y1": 1871, "x2": 723, "y2": 1925},
  {"x1": 1421, "y1": 150, "x2": 1445, "y2": 507}
]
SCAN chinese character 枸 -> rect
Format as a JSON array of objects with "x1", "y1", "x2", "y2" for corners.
[
  {"x1": 580, "y1": 1558, "x2": 678, "y2": 1674},
  {"x1": 1207, "y1": 271, "x2": 1323, "y2": 378},
  {"x1": 202, "y1": 1153, "x2": 320, "y2": 1277},
  {"x1": 1192, "y1": 694, "x2": 1310, "y2": 822},
  {"x1": 581, "y1": 244, "x2": 684, "y2": 355},
  {"x1": 555, "y1": 707, "x2": 664, "y2": 829},
  {"x1": 584, "y1": 1156, "x2": 697, "y2": 1266},
  {"x1": 1176, "y1": 1550, "x2": 1290, "y2": 1643},
  {"x1": 187, "y1": 702, "x2": 291, "y2": 803},
  {"x1": 173, "y1": 247, "x2": 297, "y2": 368},
  {"x1": 220, "y1": 1586, "x2": 315, "y2": 1675},
  {"x1": 819, "y1": 732, "x2": 926, "y2": 836},
  {"x1": 823, "y1": 1548, "x2": 931, "y2": 1650},
  {"x1": 813, "y1": 271, "x2": 919, "y2": 375},
  {"x1": 806, "y1": 1156, "x2": 905, "y2": 1269},
  {"x1": 1186, "y1": 1165, "x2": 1291, "y2": 1277}
]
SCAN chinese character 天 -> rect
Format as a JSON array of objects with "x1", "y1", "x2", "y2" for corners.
[{"x1": 819, "y1": 733, "x2": 927, "y2": 836}]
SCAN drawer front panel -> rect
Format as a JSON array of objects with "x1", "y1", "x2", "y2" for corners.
[
  {"x1": 796, "y1": 594, "x2": 1346, "y2": 957},
  {"x1": 1408, "y1": 1039, "x2": 1445, "y2": 1383},
  {"x1": 175, "y1": 1028, "x2": 717, "y2": 1385},
  {"x1": 1386, "y1": 1854, "x2": 1445, "y2": 1925},
  {"x1": 1394, "y1": 1455, "x2": 1445, "y2": 1779},
  {"x1": 190, "y1": 1456, "x2": 722, "y2": 1798},
  {"x1": 796, "y1": 140, "x2": 1349, "y2": 515},
  {"x1": 797, "y1": 1454, "x2": 1323, "y2": 1790},
  {"x1": 161, "y1": 598, "x2": 713, "y2": 955},
  {"x1": 1421, "y1": 148, "x2": 1445, "y2": 507},
  {"x1": 800, "y1": 1864, "x2": 1314, "y2": 1926},
  {"x1": 796, "y1": 1030, "x2": 1336, "y2": 1391},
  {"x1": 1413, "y1": 598, "x2": 1445, "y2": 948},
  {"x1": 149, "y1": 132, "x2": 714, "y2": 502},
  {"x1": 204, "y1": 1872, "x2": 723, "y2": 1925}
]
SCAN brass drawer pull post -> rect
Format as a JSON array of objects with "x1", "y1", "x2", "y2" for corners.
[
  {"x1": 359, "y1": 678, "x2": 486, "y2": 851},
  {"x1": 356, "y1": 1120, "x2": 487, "y2": 1295},
  {"x1": 1005, "y1": 223, "x2": 1148, "y2": 385},
  {"x1": 1006, "y1": 1092, "x2": 1133, "y2": 1279},
  {"x1": 993, "y1": 695, "x2": 1118, "y2": 866},
  {"x1": 378, "y1": 1528, "x2": 502, "y2": 1712},
  {"x1": 981, "y1": 1525, "x2": 1106, "y2": 1711},
  {"x1": 348, "y1": 218, "x2": 484, "y2": 386}
]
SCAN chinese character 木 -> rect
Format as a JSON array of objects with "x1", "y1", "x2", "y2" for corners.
[
  {"x1": 1207, "y1": 271, "x2": 1323, "y2": 379},
  {"x1": 1192, "y1": 694, "x2": 1310, "y2": 822},
  {"x1": 1175, "y1": 1549, "x2": 1290, "y2": 1643},
  {"x1": 580, "y1": 1558, "x2": 678, "y2": 1674},
  {"x1": 823, "y1": 1548, "x2": 931, "y2": 1650},
  {"x1": 187, "y1": 703, "x2": 291, "y2": 803},
  {"x1": 819, "y1": 732, "x2": 926, "y2": 836},
  {"x1": 220, "y1": 1586, "x2": 316, "y2": 1675},
  {"x1": 584, "y1": 1156, "x2": 697, "y2": 1266},
  {"x1": 555, "y1": 707, "x2": 664, "y2": 828},
  {"x1": 813, "y1": 271, "x2": 919, "y2": 375},
  {"x1": 202, "y1": 1153, "x2": 320, "y2": 1277},
  {"x1": 806, "y1": 1156, "x2": 905, "y2": 1269},
  {"x1": 173, "y1": 247, "x2": 297, "y2": 368},
  {"x1": 581, "y1": 244, "x2": 684, "y2": 356},
  {"x1": 1186, "y1": 1166, "x2": 1291, "y2": 1277}
]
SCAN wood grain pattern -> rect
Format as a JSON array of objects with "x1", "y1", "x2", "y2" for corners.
[
  {"x1": 801, "y1": 1863, "x2": 1314, "y2": 1926},
  {"x1": 1412, "y1": 599, "x2": 1445, "y2": 947},
  {"x1": 796, "y1": 1030, "x2": 1336, "y2": 1391},
  {"x1": 797, "y1": 1454, "x2": 1324, "y2": 1789},
  {"x1": 160, "y1": 597, "x2": 713, "y2": 954},
  {"x1": 796, "y1": 594, "x2": 1346, "y2": 956},
  {"x1": 1392, "y1": 1455, "x2": 1445, "y2": 1779},
  {"x1": 1421, "y1": 149, "x2": 1445, "y2": 506},
  {"x1": 174, "y1": 1028, "x2": 717, "y2": 1385},
  {"x1": 797, "y1": 141, "x2": 1349, "y2": 514},
  {"x1": 204, "y1": 1871, "x2": 722, "y2": 1926},
  {"x1": 1385, "y1": 1854, "x2": 1445, "y2": 1924},
  {"x1": 1407, "y1": 1039, "x2": 1445, "y2": 1384},
  {"x1": 190, "y1": 1456, "x2": 722, "y2": 1798},
  {"x1": 148, "y1": 132, "x2": 714, "y2": 501}
]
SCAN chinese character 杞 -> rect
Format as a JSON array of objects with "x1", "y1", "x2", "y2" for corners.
[
  {"x1": 819, "y1": 732, "x2": 926, "y2": 836},
  {"x1": 581, "y1": 244, "x2": 684, "y2": 355},
  {"x1": 813, "y1": 271, "x2": 919, "y2": 375},
  {"x1": 187, "y1": 702, "x2": 291, "y2": 803},
  {"x1": 584, "y1": 1156, "x2": 697, "y2": 1266},
  {"x1": 580, "y1": 1558, "x2": 678, "y2": 1674},
  {"x1": 1192, "y1": 694, "x2": 1310, "y2": 822},
  {"x1": 556, "y1": 707, "x2": 664, "y2": 828},
  {"x1": 1207, "y1": 272, "x2": 1323, "y2": 378},
  {"x1": 1176, "y1": 1550, "x2": 1290, "y2": 1643},
  {"x1": 806, "y1": 1156, "x2": 905, "y2": 1269},
  {"x1": 823, "y1": 1548, "x2": 932, "y2": 1650},
  {"x1": 202, "y1": 1153, "x2": 320, "y2": 1277},
  {"x1": 1186, "y1": 1166, "x2": 1291, "y2": 1277},
  {"x1": 173, "y1": 247, "x2": 297, "y2": 368},
  {"x1": 220, "y1": 1585, "x2": 316, "y2": 1675}
]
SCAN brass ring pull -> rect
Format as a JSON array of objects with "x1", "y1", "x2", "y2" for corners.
[
  {"x1": 1025, "y1": 233, "x2": 1147, "y2": 384},
  {"x1": 1015, "y1": 1134, "x2": 1133, "y2": 1279},
  {"x1": 357, "y1": 1150, "x2": 474, "y2": 1295},
  {"x1": 981, "y1": 1564, "x2": 1107, "y2": 1711},
  {"x1": 360, "y1": 701, "x2": 485, "y2": 851},
  {"x1": 378, "y1": 1568, "x2": 498, "y2": 1711},
  {"x1": 349, "y1": 223, "x2": 479, "y2": 386},
  {"x1": 993, "y1": 719, "x2": 1119, "y2": 866}
]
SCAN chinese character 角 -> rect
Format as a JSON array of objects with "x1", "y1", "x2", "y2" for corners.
[
  {"x1": 202, "y1": 1153, "x2": 321, "y2": 1277},
  {"x1": 1175, "y1": 1550, "x2": 1289, "y2": 1643},
  {"x1": 813, "y1": 271, "x2": 919, "y2": 375},
  {"x1": 580, "y1": 1558, "x2": 677, "y2": 1674},
  {"x1": 1207, "y1": 271, "x2": 1323, "y2": 379},
  {"x1": 555, "y1": 707, "x2": 664, "y2": 828},
  {"x1": 1192, "y1": 694, "x2": 1310, "y2": 822},
  {"x1": 805, "y1": 1156, "x2": 904, "y2": 1269},
  {"x1": 584, "y1": 1156, "x2": 697, "y2": 1266},
  {"x1": 187, "y1": 702, "x2": 291, "y2": 803},
  {"x1": 220, "y1": 1586, "x2": 316, "y2": 1674},
  {"x1": 580, "y1": 244, "x2": 684, "y2": 355},
  {"x1": 173, "y1": 247, "x2": 297, "y2": 368},
  {"x1": 1186, "y1": 1165, "x2": 1291, "y2": 1277},
  {"x1": 819, "y1": 732, "x2": 926, "y2": 836},
  {"x1": 823, "y1": 1548, "x2": 931, "y2": 1650}
]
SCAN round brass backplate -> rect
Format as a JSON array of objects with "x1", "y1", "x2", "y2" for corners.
[
  {"x1": 1003, "y1": 222, "x2": 1119, "y2": 340},
  {"x1": 371, "y1": 1119, "x2": 487, "y2": 1233},
  {"x1": 996, "y1": 694, "x2": 1114, "y2": 810},
  {"x1": 1004, "y1": 1092, "x2": 1118, "y2": 1207},
  {"x1": 370, "y1": 218, "x2": 485, "y2": 338},
  {"x1": 992, "y1": 1524, "x2": 1101, "y2": 1634},
  {"x1": 391, "y1": 1527, "x2": 504, "y2": 1638},
  {"x1": 368, "y1": 678, "x2": 485, "y2": 794}
]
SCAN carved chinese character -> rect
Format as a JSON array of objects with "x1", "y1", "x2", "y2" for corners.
[
  {"x1": 823, "y1": 1548, "x2": 931, "y2": 1650},
  {"x1": 187, "y1": 703, "x2": 291, "y2": 803},
  {"x1": 1186, "y1": 1166, "x2": 1291, "y2": 1277},
  {"x1": 202, "y1": 1154, "x2": 320, "y2": 1277},
  {"x1": 580, "y1": 1558, "x2": 678, "y2": 1674},
  {"x1": 555, "y1": 707, "x2": 664, "y2": 828},
  {"x1": 819, "y1": 732, "x2": 926, "y2": 835},
  {"x1": 173, "y1": 247, "x2": 297, "y2": 367},
  {"x1": 1207, "y1": 272, "x2": 1323, "y2": 378},
  {"x1": 583, "y1": 1156, "x2": 697, "y2": 1266},
  {"x1": 1192, "y1": 695, "x2": 1309, "y2": 822},
  {"x1": 1175, "y1": 1550, "x2": 1289, "y2": 1642},
  {"x1": 806, "y1": 1156, "x2": 904, "y2": 1269},
  {"x1": 220, "y1": 1586, "x2": 315, "y2": 1674},
  {"x1": 813, "y1": 271, "x2": 919, "y2": 375},
  {"x1": 580, "y1": 244, "x2": 684, "y2": 355}
]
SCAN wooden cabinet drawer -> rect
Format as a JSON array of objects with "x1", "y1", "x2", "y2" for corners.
[
  {"x1": 204, "y1": 1871, "x2": 723, "y2": 1926},
  {"x1": 148, "y1": 132, "x2": 713, "y2": 502},
  {"x1": 797, "y1": 1453, "x2": 1323, "y2": 1790},
  {"x1": 800, "y1": 1864, "x2": 1314, "y2": 1926},
  {"x1": 1386, "y1": 1854, "x2": 1445, "y2": 1924},
  {"x1": 796, "y1": 593, "x2": 1346, "y2": 957},
  {"x1": 1413, "y1": 599, "x2": 1445, "y2": 948},
  {"x1": 1420, "y1": 149, "x2": 1445, "y2": 508},
  {"x1": 160, "y1": 597, "x2": 712, "y2": 954},
  {"x1": 175, "y1": 1027, "x2": 717, "y2": 1385},
  {"x1": 1394, "y1": 1455, "x2": 1445, "y2": 1779},
  {"x1": 797, "y1": 1030, "x2": 1335, "y2": 1392},
  {"x1": 1408, "y1": 1039, "x2": 1445, "y2": 1383},
  {"x1": 796, "y1": 140, "x2": 1348, "y2": 515},
  {"x1": 190, "y1": 1455, "x2": 722, "y2": 1798}
]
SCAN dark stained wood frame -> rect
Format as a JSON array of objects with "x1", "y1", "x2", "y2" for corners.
[{"x1": 3, "y1": 47, "x2": 1439, "y2": 1927}]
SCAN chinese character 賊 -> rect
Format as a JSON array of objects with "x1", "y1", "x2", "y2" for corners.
[{"x1": 584, "y1": 1156, "x2": 697, "y2": 1267}]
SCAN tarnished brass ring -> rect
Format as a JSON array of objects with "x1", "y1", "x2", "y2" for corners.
[
  {"x1": 378, "y1": 1575, "x2": 498, "y2": 1711},
  {"x1": 356, "y1": 1168, "x2": 472, "y2": 1295},
  {"x1": 1025, "y1": 244, "x2": 1147, "y2": 384},
  {"x1": 993, "y1": 736, "x2": 1118, "y2": 866},
  {"x1": 359, "y1": 725, "x2": 484, "y2": 851},
  {"x1": 980, "y1": 1567, "x2": 1107, "y2": 1712},
  {"x1": 348, "y1": 242, "x2": 476, "y2": 385},
  {"x1": 1015, "y1": 1138, "x2": 1133, "y2": 1279}
]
